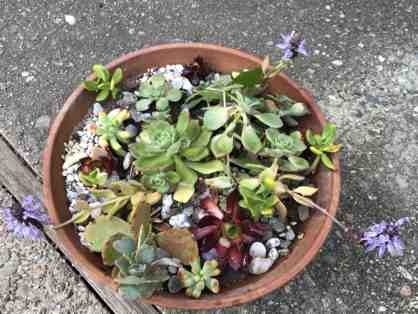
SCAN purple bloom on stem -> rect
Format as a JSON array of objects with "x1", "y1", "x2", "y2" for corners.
[
  {"x1": 361, "y1": 218, "x2": 409, "y2": 257},
  {"x1": 276, "y1": 31, "x2": 308, "y2": 60},
  {"x1": 0, "y1": 195, "x2": 48, "y2": 240}
]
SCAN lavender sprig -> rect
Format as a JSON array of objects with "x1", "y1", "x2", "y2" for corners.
[
  {"x1": 276, "y1": 31, "x2": 308, "y2": 60},
  {"x1": 0, "y1": 195, "x2": 49, "y2": 240},
  {"x1": 361, "y1": 218, "x2": 409, "y2": 257}
]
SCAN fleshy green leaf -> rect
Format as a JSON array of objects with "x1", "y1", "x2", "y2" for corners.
[
  {"x1": 321, "y1": 123, "x2": 337, "y2": 146},
  {"x1": 254, "y1": 113, "x2": 283, "y2": 128},
  {"x1": 320, "y1": 153, "x2": 335, "y2": 170},
  {"x1": 293, "y1": 186, "x2": 318, "y2": 196},
  {"x1": 96, "y1": 88, "x2": 110, "y2": 102},
  {"x1": 101, "y1": 233, "x2": 126, "y2": 266},
  {"x1": 84, "y1": 80, "x2": 99, "y2": 92},
  {"x1": 203, "y1": 107, "x2": 230, "y2": 130},
  {"x1": 111, "y1": 68, "x2": 123, "y2": 88},
  {"x1": 176, "y1": 110, "x2": 190, "y2": 135},
  {"x1": 136, "y1": 98, "x2": 153, "y2": 112},
  {"x1": 210, "y1": 134, "x2": 233, "y2": 158},
  {"x1": 233, "y1": 67, "x2": 264, "y2": 88},
  {"x1": 93, "y1": 64, "x2": 110, "y2": 82},
  {"x1": 175, "y1": 157, "x2": 197, "y2": 185},
  {"x1": 167, "y1": 89, "x2": 183, "y2": 102},
  {"x1": 205, "y1": 176, "x2": 233, "y2": 189},
  {"x1": 173, "y1": 182, "x2": 195, "y2": 203},
  {"x1": 241, "y1": 125, "x2": 262, "y2": 154},
  {"x1": 84, "y1": 216, "x2": 134, "y2": 252},
  {"x1": 185, "y1": 160, "x2": 224, "y2": 174},
  {"x1": 156, "y1": 97, "x2": 169, "y2": 111},
  {"x1": 113, "y1": 238, "x2": 136, "y2": 256}
]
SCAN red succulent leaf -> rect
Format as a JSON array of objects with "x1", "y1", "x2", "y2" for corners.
[
  {"x1": 200, "y1": 193, "x2": 224, "y2": 220},
  {"x1": 199, "y1": 232, "x2": 219, "y2": 253},
  {"x1": 197, "y1": 215, "x2": 222, "y2": 228},
  {"x1": 228, "y1": 245, "x2": 243, "y2": 271},
  {"x1": 241, "y1": 233, "x2": 255, "y2": 244},
  {"x1": 192, "y1": 225, "x2": 219, "y2": 240},
  {"x1": 226, "y1": 189, "x2": 240, "y2": 224},
  {"x1": 242, "y1": 251, "x2": 250, "y2": 268},
  {"x1": 242, "y1": 220, "x2": 271, "y2": 238},
  {"x1": 215, "y1": 237, "x2": 231, "y2": 258}
]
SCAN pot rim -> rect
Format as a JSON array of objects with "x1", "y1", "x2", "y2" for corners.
[{"x1": 43, "y1": 43, "x2": 340, "y2": 310}]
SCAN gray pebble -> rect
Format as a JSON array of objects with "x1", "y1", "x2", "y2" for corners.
[
  {"x1": 278, "y1": 248, "x2": 289, "y2": 256},
  {"x1": 117, "y1": 91, "x2": 137, "y2": 106},
  {"x1": 248, "y1": 257, "x2": 273, "y2": 275},
  {"x1": 262, "y1": 230, "x2": 274, "y2": 242},
  {"x1": 92, "y1": 102, "x2": 103, "y2": 115},
  {"x1": 122, "y1": 152, "x2": 133, "y2": 170},
  {"x1": 266, "y1": 238, "x2": 281, "y2": 249},
  {"x1": 169, "y1": 213, "x2": 192, "y2": 228},
  {"x1": 280, "y1": 240, "x2": 292, "y2": 249},
  {"x1": 249, "y1": 242, "x2": 267, "y2": 258},
  {"x1": 168, "y1": 266, "x2": 178, "y2": 275},
  {"x1": 125, "y1": 124, "x2": 139, "y2": 137},
  {"x1": 272, "y1": 221, "x2": 286, "y2": 233}
]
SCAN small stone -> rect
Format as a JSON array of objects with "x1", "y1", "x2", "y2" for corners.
[
  {"x1": 117, "y1": 92, "x2": 137, "y2": 107},
  {"x1": 280, "y1": 240, "x2": 291, "y2": 249},
  {"x1": 262, "y1": 230, "x2": 274, "y2": 242},
  {"x1": 122, "y1": 153, "x2": 133, "y2": 170},
  {"x1": 272, "y1": 221, "x2": 286, "y2": 233},
  {"x1": 35, "y1": 115, "x2": 51, "y2": 129},
  {"x1": 286, "y1": 227, "x2": 296, "y2": 241},
  {"x1": 266, "y1": 238, "x2": 281, "y2": 249},
  {"x1": 64, "y1": 14, "x2": 76, "y2": 25},
  {"x1": 268, "y1": 248, "x2": 279, "y2": 261},
  {"x1": 169, "y1": 213, "x2": 192, "y2": 228},
  {"x1": 248, "y1": 257, "x2": 273, "y2": 275},
  {"x1": 298, "y1": 206, "x2": 310, "y2": 221},
  {"x1": 168, "y1": 266, "x2": 178, "y2": 275},
  {"x1": 125, "y1": 124, "x2": 139, "y2": 137},
  {"x1": 161, "y1": 194, "x2": 175, "y2": 219},
  {"x1": 378, "y1": 55, "x2": 386, "y2": 62},
  {"x1": 377, "y1": 305, "x2": 387, "y2": 312},
  {"x1": 93, "y1": 103, "x2": 103, "y2": 115},
  {"x1": 331, "y1": 60, "x2": 343, "y2": 66},
  {"x1": 249, "y1": 242, "x2": 267, "y2": 258},
  {"x1": 168, "y1": 276, "x2": 183, "y2": 294},
  {"x1": 399, "y1": 285, "x2": 412, "y2": 297},
  {"x1": 297, "y1": 233, "x2": 304, "y2": 240}
]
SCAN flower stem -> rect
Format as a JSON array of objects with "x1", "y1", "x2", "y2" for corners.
[{"x1": 310, "y1": 201, "x2": 349, "y2": 232}]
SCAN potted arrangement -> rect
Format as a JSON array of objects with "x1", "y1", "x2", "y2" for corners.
[{"x1": 43, "y1": 35, "x2": 344, "y2": 309}]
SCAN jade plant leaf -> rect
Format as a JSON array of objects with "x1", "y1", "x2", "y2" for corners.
[
  {"x1": 254, "y1": 113, "x2": 283, "y2": 128},
  {"x1": 241, "y1": 125, "x2": 262, "y2": 154},
  {"x1": 156, "y1": 228, "x2": 199, "y2": 265},
  {"x1": 205, "y1": 176, "x2": 234, "y2": 189},
  {"x1": 84, "y1": 216, "x2": 134, "y2": 252},
  {"x1": 232, "y1": 67, "x2": 264, "y2": 88},
  {"x1": 210, "y1": 134, "x2": 233, "y2": 158},
  {"x1": 203, "y1": 107, "x2": 230, "y2": 130},
  {"x1": 185, "y1": 160, "x2": 224, "y2": 174}
]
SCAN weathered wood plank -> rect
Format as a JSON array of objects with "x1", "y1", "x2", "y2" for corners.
[{"x1": 0, "y1": 135, "x2": 159, "y2": 314}]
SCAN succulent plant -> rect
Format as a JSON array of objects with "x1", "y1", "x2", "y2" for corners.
[
  {"x1": 178, "y1": 258, "x2": 221, "y2": 298},
  {"x1": 106, "y1": 230, "x2": 170, "y2": 299},
  {"x1": 305, "y1": 122, "x2": 342, "y2": 172},
  {"x1": 84, "y1": 64, "x2": 123, "y2": 102},
  {"x1": 130, "y1": 111, "x2": 223, "y2": 203},
  {"x1": 265, "y1": 95, "x2": 310, "y2": 126},
  {"x1": 141, "y1": 171, "x2": 180, "y2": 194},
  {"x1": 135, "y1": 74, "x2": 183, "y2": 112},
  {"x1": 91, "y1": 180, "x2": 161, "y2": 218},
  {"x1": 79, "y1": 168, "x2": 108, "y2": 187},
  {"x1": 260, "y1": 128, "x2": 309, "y2": 172},
  {"x1": 193, "y1": 190, "x2": 271, "y2": 270},
  {"x1": 83, "y1": 215, "x2": 134, "y2": 252},
  {"x1": 96, "y1": 109, "x2": 135, "y2": 157}
]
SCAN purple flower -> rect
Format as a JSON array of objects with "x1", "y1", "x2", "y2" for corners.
[
  {"x1": 361, "y1": 218, "x2": 409, "y2": 257},
  {"x1": 0, "y1": 195, "x2": 48, "y2": 240},
  {"x1": 276, "y1": 31, "x2": 308, "y2": 60}
]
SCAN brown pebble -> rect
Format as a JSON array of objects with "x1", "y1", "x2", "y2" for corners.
[{"x1": 400, "y1": 285, "x2": 412, "y2": 297}]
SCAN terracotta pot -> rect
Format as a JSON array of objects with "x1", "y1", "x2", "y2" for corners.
[{"x1": 43, "y1": 43, "x2": 340, "y2": 310}]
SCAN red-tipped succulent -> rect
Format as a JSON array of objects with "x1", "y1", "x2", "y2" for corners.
[{"x1": 193, "y1": 190, "x2": 270, "y2": 270}]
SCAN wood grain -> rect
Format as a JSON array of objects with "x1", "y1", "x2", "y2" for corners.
[{"x1": 0, "y1": 135, "x2": 159, "y2": 314}]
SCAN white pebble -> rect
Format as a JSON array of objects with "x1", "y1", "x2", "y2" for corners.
[
  {"x1": 331, "y1": 60, "x2": 343, "y2": 67},
  {"x1": 64, "y1": 14, "x2": 76, "y2": 25},
  {"x1": 248, "y1": 257, "x2": 273, "y2": 275},
  {"x1": 266, "y1": 238, "x2": 281, "y2": 249},
  {"x1": 249, "y1": 242, "x2": 267, "y2": 258},
  {"x1": 268, "y1": 248, "x2": 279, "y2": 261}
]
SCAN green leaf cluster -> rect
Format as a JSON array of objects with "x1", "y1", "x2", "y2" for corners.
[
  {"x1": 96, "y1": 109, "x2": 134, "y2": 157},
  {"x1": 84, "y1": 64, "x2": 123, "y2": 102},
  {"x1": 135, "y1": 74, "x2": 183, "y2": 112},
  {"x1": 178, "y1": 258, "x2": 221, "y2": 298},
  {"x1": 306, "y1": 122, "x2": 342, "y2": 171},
  {"x1": 79, "y1": 168, "x2": 108, "y2": 187},
  {"x1": 129, "y1": 112, "x2": 224, "y2": 203}
]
